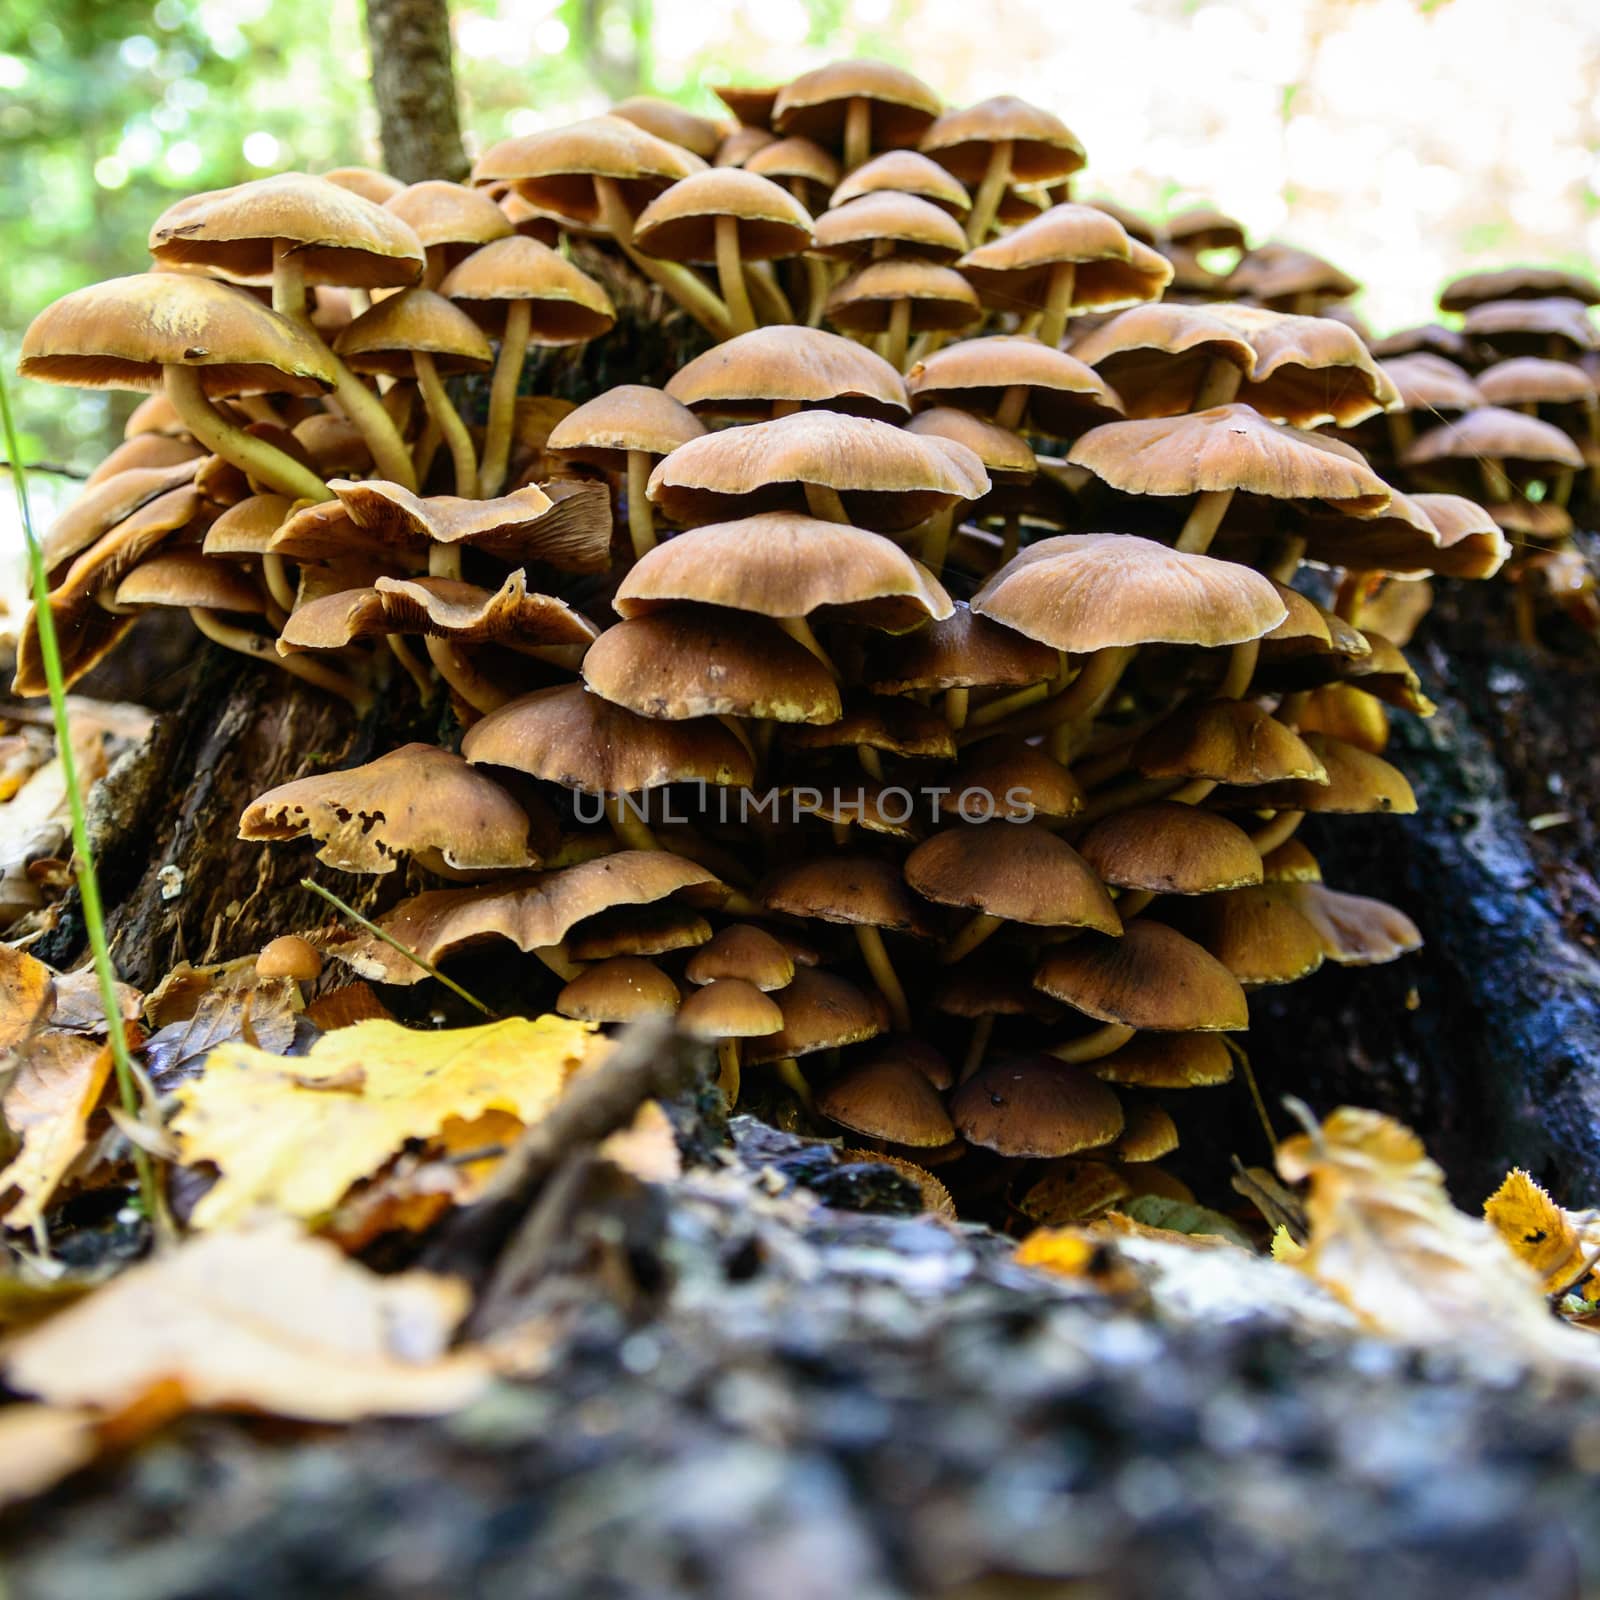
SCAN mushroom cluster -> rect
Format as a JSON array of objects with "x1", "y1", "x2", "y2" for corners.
[{"x1": 16, "y1": 59, "x2": 1511, "y2": 1223}]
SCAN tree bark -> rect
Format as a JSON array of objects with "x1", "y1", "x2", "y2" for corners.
[{"x1": 364, "y1": 0, "x2": 469, "y2": 183}]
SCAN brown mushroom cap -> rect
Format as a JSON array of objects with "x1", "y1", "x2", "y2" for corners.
[
  {"x1": 439, "y1": 236, "x2": 617, "y2": 342},
  {"x1": 745, "y1": 967, "x2": 885, "y2": 1061},
  {"x1": 557, "y1": 957, "x2": 680, "y2": 1023},
  {"x1": 1285, "y1": 884, "x2": 1422, "y2": 966},
  {"x1": 1018, "y1": 1161, "x2": 1132, "y2": 1225},
  {"x1": 321, "y1": 167, "x2": 405, "y2": 206},
  {"x1": 746, "y1": 137, "x2": 842, "y2": 190},
  {"x1": 331, "y1": 851, "x2": 722, "y2": 982},
  {"x1": 830, "y1": 149, "x2": 972, "y2": 214},
  {"x1": 257, "y1": 934, "x2": 323, "y2": 983},
  {"x1": 1227, "y1": 241, "x2": 1359, "y2": 304},
  {"x1": 1380, "y1": 354, "x2": 1484, "y2": 415},
  {"x1": 1260, "y1": 837, "x2": 1323, "y2": 884},
  {"x1": 942, "y1": 740, "x2": 1084, "y2": 822},
  {"x1": 773, "y1": 59, "x2": 942, "y2": 151},
  {"x1": 905, "y1": 822, "x2": 1121, "y2": 933},
  {"x1": 1296, "y1": 488, "x2": 1507, "y2": 580},
  {"x1": 717, "y1": 126, "x2": 779, "y2": 169},
  {"x1": 647, "y1": 410, "x2": 988, "y2": 530},
  {"x1": 385, "y1": 179, "x2": 512, "y2": 258},
  {"x1": 334, "y1": 286, "x2": 493, "y2": 375},
  {"x1": 546, "y1": 384, "x2": 707, "y2": 468},
  {"x1": 1035, "y1": 920, "x2": 1249, "y2": 1031},
  {"x1": 20, "y1": 274, "x2": 337, "y2": 397},
  {"x1": 784, "y1": 694, "x2": 955, "y2": 759},
  {"x1": 1475, "y1": 356, "x2": 1596, "y2": 409},
  {"x1": 633, "y1": 168, "x2": 814, "y2": 261},
  {"x1": 904, "y1": 408, "x2": 1036, "y2": 483},
  {"x1": 1407, "y1": 494, "x2": 1510, "y2": 581},
  {"x1": 934, "y1": 956, "x2": 1062, "y2": 1020},
  {"x1": 610, "y1": 96, "x2": 723, "y2": 161},
  {"x1": 863, "y1": 600, "x2": 1057, "y2": 693},
  {"x1": 613, "y1": 511, "x2": 953, "y2": 631},
  {"x1": 240, "y1": 743, "x2": 534, "y2": 875},
  {"x1": 1439, "y1": 265, "x2": 1600, "y2": 313},
  {"x1": 959, "y1": 204, "x2": 1172, "y2": 314},
  {"x1": 817, "y1": 1057, "x2": 956, "y2": 1147},
  {"x1": 1370, "y1": 322, "x2": 1474, "y2": 364},
  {"x1": 685, "y1": 924, "x2": 797, "y2": 991},
  {"x1": 907, "y1": 336, "x2": 1124, "y2": 435},
  {"x1": 712, "y1": 84, "x2": 782, "y2": 128},
  {"x1": 148, "y1": 173, "x2": 425, "y2": 288},
  {"x1": 952, "y1": 1054, "x2": 1123, "y2": 1158},
  {"x1": 1462, "y1": 297, "x2": 1598, "y2": 355},
  {"x1": 472, "y1": 115, "x2": 705, "y2": 224},
  {"x1": 1400, "y1": 407, "x2": 1585, "y2": 472},
  {"x1": 1068, "y1": 403, "x2": 1391, "y2": 513},
  {"x1": 1077, "y1": 803, "x2": 1263, "y2": 895},
  {"x1": 812, "y1": 193, "x2": 969, "y2": 262},
  {"x1": 677, "y1": 978, "x2": 785, "y2": 1041},
  {"x1": 462, "y1": 683, "x2": 753, "y2": 795},
  {"x1": 84, "y1": 434, "x2": 205, "y2": 487},
  {"x1": 920, "y1": 96, "x2": 1086, "y2": 186},
  {"x1": 1166, "y1": 205, "x2": 1247, "y2": 252},
  {"x1": 825, "y1": 259, "x2": 983, "y2": 336},
  {"x1": 114, "y1": 551, "x2": 264, "y2": 613},
  {"x1": 1131, "y1": 699, "x2": 1328, "y2": 786},
  {"x1": 1173, "y1": 885, "x2": 1326, "y2": 987},
  {"x1": 1093, "y1": 1031, "x2": 1235, "y2": 1089},
  {"x1": 1098, "y1": 1100, "x2": 1179, "y2": 1163},
  {"x1": 567, "y1": 901, "x2": 712, "y2": 961},
  {"x1": 763, "y1": 856, "x2": 936, "y2": 935},
  {"x1": 666, "y1": 325, "x2": 909, "y2": 421},
  {"x1": 972, "y1": 533, "x2": 1287, "y2": 652},
  {"x1": 1218, "y1": 732, "x2": 1416, "y2": 815},
  {"x1": 583, "y1": 605, "x2": 842, "y2": 724}
]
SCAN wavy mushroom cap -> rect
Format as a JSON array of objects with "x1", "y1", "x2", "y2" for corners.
[
  {"x1": 812, "y1": 192, "x2": 968, "y2": 262},
  {"x1": 972, "y1": 533, "x2": 1287, "y2": 652},
  {"x1": 1439, "y1": 265, "x2": 1600, "y2": 313},
  {"x1": 1462, "y1": 297, "x2": 1598, "y2": 354},
  {"x1": 1227, "y1": 241, "x2": 1359, "y2": 304},
  {"x1": 959, "y1": 204, "x2": 1171, "y2": 314},
  {"x1": 614, "y1": 511, "x2": 953, "y2": 630},
  {"x1": 825, "y1": 259, "x2": 982, "y2": 336},
  {"x1": 148, "y1": 172, "x2": 425, "y2": 287},
  {"x1": 773, "y1": 58, "x2": 942, "y2": 150},
  {"x1": 920, "y1": 95, "x2": 1085, "y2": 185},
  {"x1": 633, "y1": 168, "x2": 814, "y2": 261},
  {"x1": 1285, "y1": 884, "x2": 1423, "y2": 967},
  {"x1": 333, "y1": 287, "x2": 493, "y2": 375},
  {"x1": 546, "y1": 384, "x2": 707, "y2": 468},
  {"x1": 1379, "y1": 353, "x2": 1484, "y2": 415},
  {"x1": 439, "y1": 236, "x2": 616, "y2": 342},
  {"x1": 666, "y1": 325, "x2": 910, "y2": 420},
  {"x1": 1132, "y1": 700, "x2": 1327, "y2": 787},
  {"x1": 1401, "y1": 406, "x2": 1585, "y2": 471},
  {"x1": 908, "y1": 336, "x2": 1124, "y2": 435},
  {"x1": 609, "y1": 95, "x2": 723, "y2": 160}
]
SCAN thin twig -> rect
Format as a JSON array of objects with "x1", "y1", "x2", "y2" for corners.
[{"x1": 299, "y1": 876, "x2": 495, "y2": 1017}]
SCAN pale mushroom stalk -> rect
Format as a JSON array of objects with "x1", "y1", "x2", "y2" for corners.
[
  {"x1": 1036, "y1": 262, "x2": 1077, "y2": 349},
  {"x1": 920, "y1": 507, "x2": 955, "y2": 576},
  {"x1": 856, "y1": 744, "x2": 885, "y2": 780},
  {"x1": 1249, "y1": 808, "x2": 1306, "y2": 857},
  {"x1": 164, "y1": 366, "x2": 331, "y2": 503},
  {"x1": 802, "y1": 483, "x2": 850, "y2": 522},
  {"x1": 994, "y1": 384, "x2": 1029, "y2": 431},
  {"x1": 778, "y1": 616, "x2": 838, "y2": 676},
  {"x1": 594, "y1": 177, "x2": 734, "y2": 340},
  {"x1": 999, "y1": 509, "x2": 1022, "y2": 565},
  {"x1": 1044, "y1": 645, "x2": 1136, "y2": 764},
  {"x1": 714, "y1": 215, "x2": 758, "y2": 337},
  {"x1": 939, "y1": 910, "x2": 1003, "y2": 965},
  {"x1": 603, "y1": 795, "x2": 661, "y2": 852},
  {"x1": 270, "y1": 241, "x2": 419, "y2": 491},
  {"x1": 413, "y1": 351, "x2": 478, "y2": 498},
  {"x1": 716, "y1": 1038, "x2": 742, "y2": 1104},
  {"x1": 480, "y1": 298, "x2": 531, "y2": 500},
  {"x1": 959, "y1": 1014, "x2": 994, "y2": 1083},
  {"x1": 854, "y1": 925, "x2": 911, "y2": 1032},
  {"x1": 625, "y1": 449, "x2": 657, "y2": 562},
  {"x1": 424, "y1": 638, "x2": 507, "y2": 714},
  {"x1": 943, "y1": 686, "x2": 969, "y2": 729},
  {"x1": 530, "y1": 943, "x2": 584, "y2": 981},
  {"x1": 804, "y1": 256, "x2": 832, "y2": 327},
  {"x1": 387, "y1": 635, "x2": 436, "y2": 700},
  {"x1": 883, "y1": 296, "x2": 913, "y2": 370},
  {"x1": 843, "y1": 97, "x2": 873, "y2": 172},
  {"x1": 1193, "y1": 358, "x2": 1244, "y2": 409},
  {"x1": 1113, "y1": 890, "x2": 1153, "y2": 921},
  {"x1": 1217, "y1": 637, "x2": 1259, "y2": 700},
  {"x1": 773, "y1": 1056, "x2": 817, "y2": 1115},
  {"x1": 1047, "y1": 1022, "x2": 1136, "y2": 1064},
  {"x1": 747, "y1": 262, "x2": 795, "y2": 324},
  {"x1": 965, "y1": 138, "x2": 1014, "y2": 246},
  {"x1": 191, "y1": 608, "x2": 371, "y2": 711},
  {"x1": 1385, "y1": 410, "x2": 1416, "y2": 460},
  {"x1": 261, "y1": 554, "x2": 298, "y2": 614},
  {"x1": 1175, "y1": 488, "x2": 1235, "y2": 554}
]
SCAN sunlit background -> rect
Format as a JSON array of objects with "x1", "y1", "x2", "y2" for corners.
[{"x1": 2, "y1": 0, "x2": 1597, "y2": 485}]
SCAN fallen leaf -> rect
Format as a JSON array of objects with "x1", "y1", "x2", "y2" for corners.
[
  {"x1": 1484, "y1": 1168, "x2": 1600, "y2": 1296},
  {"x1": 3, "y1": 1222, "x2": 486, "y2": 1422},
  {"x1": 1278, "y1": 1106, "x2": 1600, "y2": 1367},
  {"x1": 0, "y1": 944, "x2": 53, "y2": 1053},
  {"x1": 0, "y1": 1032, "x2": 115, "y2": 1227},
  {"x1": 172, "y1": 1015, "x2": 607, "y2": 1229},
  {"x1": 46, "y1": 966, "x2": 142, "y2": 1035},
  {"x1": 144, "y1": 980, "x2": 304, "y2": 1093},
  {"x1": 0, "y1": 720, "x2": 110, "y2": 920},
  {"x1": 1116, "y1": 1195, "x2": 1255, "y2": 1251},
  {"x1": 304, "y1": 981, "x2": 393, "y2": 1032},
  {"x1": 598, "y1": 1100, "x2": 682, "y2": 1184},
  {"x1": 1014, "y1": 1225, "x2": 1143, "y2": 1295},
  {"x1": 0, "y1": 1404, "x2": 98, "y2": 1508}
]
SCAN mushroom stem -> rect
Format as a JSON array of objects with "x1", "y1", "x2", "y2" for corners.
[
  {"x1": 603, "y1": 795, "x2": 661, "y2": 852},
  {"x1": 530, "y1": 943, "x2": 584, "y2": 981},
  {"x1": 854, "y1": 924, "x2": 911, "y2": 1032},
  {"x1": 943, "y1": 686, "x2": 969, "y2": 730},
  {"x1": 1249, "y1": 808, "x2": 1305, "y2": 857},
  {"x1": 883, "y1": 296, "x2": 912, "y2": 371},
  {"x1": 480, "y1": 298, "x2": 531, "y2": 500},
  {"x1": 747, "y1": 262, "x2": 794, "y2": 325},
  {"x1": 774, "y1": 1056, "x2": 816, "y2": 1116},
  {"x1": 1044, "y1": 645, "x2": 1135, "y2": 763},
  {"x1": 778, "y1": 616, "x2": 837, "y2": 676},
  {"x1": 939, "y1": 910, "x2": 1003, "y2": 965},
  {"x1": 1115, "y1": 890, "x2": 1154, "y2": 921},
  {"x1": 1047, "y1": 1022, "x2": 1136, "y2": 1065},
  {"x1": 1167, "y1": 776, "x2": 1218, "y2": 805},
  {"x1": 164, "y1": 366, "x2": 331, "y2": 503},
  {"x1": 1037, "y1": 262, "x2": 1077, "y2": 349},
  {"x1": 802, "y1": 482, "x2": 851, "y2": 523},
  {"x1": 270, "y1": 241, "x2": 418, "y2": 489},
  {"x1": 921, "y1": 507, "x2": 955, "y2": 576},
  {"x1": 424, "y1": 636, "x2": 506, "y2": 714},
  {"x1": 595, "y1": 177, "x2": 734, "y2": 340},
  {"x1": 843, "y1": 97, "x2": 872, "y2": 172},
  {"x1": 413, "y1": 351, "x2": 477, "y2": 498},
  {"x1": 959, "y1": 1013, "x2": 994, "y2": 1084},
  {"x1": 805, "y1": 257, "x2": 831, "y2": 327},
  {"x1": 963, "y1": 675, "x2": 1057, "y2": 730},
  {"x1": 965, "y1": 139, "x2": 1013, "y2": 246},
  {"x1": 999, "y1": 510, "x2": 1021, "y2": 565},
  {"x1": 1193, "y1": 358, "x2": 1244, "y2": 409},
  {"x1": 1478, "y1": 456, "x2": 1510, "y2": 504},
  {"x1": 714, "y1": 214, "x2": 757, "y2": 336},
  {"x1": 386, "y1": 634, "x2": 436, "y2": 700},
  {"x1": 261, "y1": 554, "x2": 297, "y2": 614},
  {"x1": 1385, "y1": 411, "x2": 1415, "y2": 459},
  {"x1": 716, "y1": 1038, "x2": 742, "y2": 1104},
  {"x1": 1217, "y1": 637, "x2": 1260, "y2": 700},
  {"x1": 414, "y1": 416, "x2": 443, "y2": 486},
  {"x1": 191, "y1": 607, "x2": 370, "y2": 711},
  {"x1": 994, "y1": 383, "x2": 1029, "y2": 431},
  {"x1": 1175, "y1": 487, "x2": 1235, "y2": 554},
  {"x1": 428, "y1": 542, "x2": 462, "y2": 580},
  {"x1": 626, "y1": 450, "x2": 657, "y2": 562},
  {"x1": 857, "y1": 744, "x2": 885, "y2": 781}
]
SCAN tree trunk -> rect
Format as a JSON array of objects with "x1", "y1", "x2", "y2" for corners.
[{"x1": 363, "y1": 0, "x2": 469, "y2": 183}]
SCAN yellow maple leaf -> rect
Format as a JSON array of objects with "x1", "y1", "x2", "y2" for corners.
[
  {"x1": 1483, "y1": 1169, "x2": 1596, "y2": 1296},
  {"x1": 2, "y1": 1222, "x2": 485, "y2": 1424},
  {"x1": 0, "y1": 1033, "x2": 113, "y2": 1228},
  {"x1": 172, "y1": 1015, "x2": 607, "y2": 1230}
]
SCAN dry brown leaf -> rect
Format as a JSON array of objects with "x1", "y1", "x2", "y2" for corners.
[
  {"x1": 0, "y1": 944, "x2": 54, "y2": 1053},
  {"x1": 304, "y1": 981, "x2": 393, "y2": 1032},
  {"x1": 144, "y1": 981, "x2": 303, "y2": 1093},
  {"x1": 47, "y1": 966, "x2": 143, "y2": 1035},
  {"x1": 0, "y1": 721, "x2": 110, "y2": 919},
  {"x1": 3, "y1": 1222, "x2": 487, "y2": 1422},
  {"x1": 172, "y1": 1015, "x2": 608, "y2": 1229},
  {"x1": 1278, "y1": 1106, "x2": 1600, "y2": 1367},
  {"x1": 0, "y1": 1404, "x2": 99, "y2": 1508},
  {"x1": 598, "y1": 1100, "x2": 682, "y2": 1184},
  {"x1": 0, "y1": 1032, "x2": 114, "y2": 1227}
]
